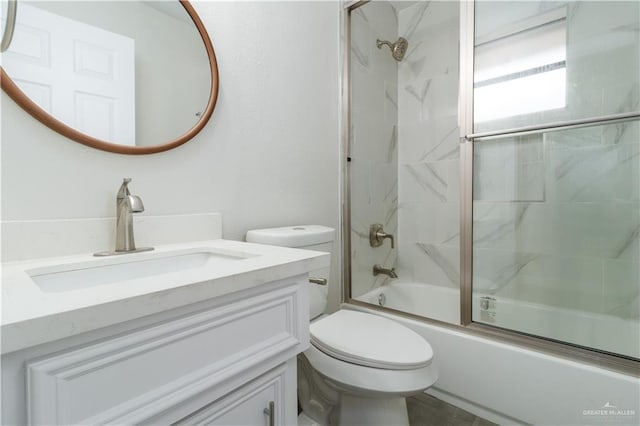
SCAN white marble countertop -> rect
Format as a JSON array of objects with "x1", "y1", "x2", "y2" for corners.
[{"x1": 1, "y1": 239, "x2": 329, "y2": 354}]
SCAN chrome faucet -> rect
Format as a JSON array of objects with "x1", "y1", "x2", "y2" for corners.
[
  {"x1": 373, "y1": 264, "x2": 398, "y2": 279},
  {"x1": 94, "y1": 178, "x2": 153, "y2": 256}
]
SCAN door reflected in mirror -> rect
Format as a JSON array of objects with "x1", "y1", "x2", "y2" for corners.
[{"x1": 0, "y1": 0, "x2": 218, "y2": 153}]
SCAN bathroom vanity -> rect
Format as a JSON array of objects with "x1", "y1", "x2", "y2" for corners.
[{"x1": 1, "y1": 240, "x2": 328, "y2": 425}]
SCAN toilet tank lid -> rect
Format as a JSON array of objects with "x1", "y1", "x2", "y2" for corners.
[{"x1": 246, "y1": 225, "x2": 335, "y2": 247}]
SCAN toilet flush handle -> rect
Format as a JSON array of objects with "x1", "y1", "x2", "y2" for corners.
[{"x1": 309, "y1": 277, "x2": 327, "y2": 285}]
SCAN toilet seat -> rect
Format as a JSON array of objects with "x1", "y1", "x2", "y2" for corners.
[
  {"x1": 304, "y1": 341, "x2": 438, "y2": 397},
  {"x1": 310, "y1": 310, "x2": 433, "y2": 370}
]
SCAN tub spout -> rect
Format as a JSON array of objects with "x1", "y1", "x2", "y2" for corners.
[{"x1": 373, "y1": 264, "x2": 398, "y2": 279}]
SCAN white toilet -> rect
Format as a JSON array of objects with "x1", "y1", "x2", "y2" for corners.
[{"x1": 246, "y1": 225, "x2": 437, "y2": 426}]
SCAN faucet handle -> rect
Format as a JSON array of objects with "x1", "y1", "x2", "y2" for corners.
[
  {"x1": 117, "y1": 178, "x2": 133, "y2": 198},
  {"x1": 380, "y1": 231, "x2": 395, "y2": 249},
  {"x1": 369, "y1": 224, "x2": 395, "y2": 249}
]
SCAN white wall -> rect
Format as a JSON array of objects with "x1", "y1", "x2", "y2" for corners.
[{"x1": 0, "y1": 1, "x2": 342, "y2": 310}]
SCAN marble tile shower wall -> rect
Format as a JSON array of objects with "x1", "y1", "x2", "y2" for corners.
[
  {"x1": 396, "y1": 1, "x2": 461, "y2": 294},
  {"x1": 351, "y1": 0, "x2": 638, "y2": 325},
  {"x1": 473, "y1": 2, "x2": 640, "y2": 320},
  {"x1": 350, "y1": 2, "x2": 399, "y2": 298},
  {"x1": 474, "y1": 123, "x2": 639, "y2": 319}
]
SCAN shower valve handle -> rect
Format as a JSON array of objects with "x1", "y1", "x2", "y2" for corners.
[{"x1": 369, "y1": 224, "x2": 394, "y2": 249}]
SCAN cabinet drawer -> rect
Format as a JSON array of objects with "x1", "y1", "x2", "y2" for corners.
[
  {"x1": 175, "y1": 362, "x2": 293, "y2": 425},
  {"x1": 27, "y1": 283, "x2": 304, "y2": 425}
]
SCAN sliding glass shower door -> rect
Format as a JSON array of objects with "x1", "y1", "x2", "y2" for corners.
[
  {"x1": 468, "y1": 1, "x2": 640, "y2": 359},
  {"x1": 347, "y1": 0, "x2": 462, "y2": 325},
  {"x1": 346, "y1": 0, "x2": 639, "y2": 362}
]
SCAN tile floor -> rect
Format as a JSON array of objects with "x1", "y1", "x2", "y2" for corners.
[{"x1": 407, "y1": 394, "x2": 497, "y2": 426}]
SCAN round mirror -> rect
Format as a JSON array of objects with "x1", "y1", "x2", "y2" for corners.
[{"x1": 0, "y1": 0, "x2": 218, "y2": 154}]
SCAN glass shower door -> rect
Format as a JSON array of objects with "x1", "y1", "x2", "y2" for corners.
[
  {"x1": 347, "y1": 0, "x2": 462, "y2": 325},
  {"x1": 470, "y1": 1, "x2": 640, "y2": 359},
  {"x1": 346, "y1": 0, "x2": 640, "y2": 361}
]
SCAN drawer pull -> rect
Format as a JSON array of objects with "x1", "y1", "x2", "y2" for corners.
[{"x1": 264, "y1": 400, "x2": 275, "y2": 426}]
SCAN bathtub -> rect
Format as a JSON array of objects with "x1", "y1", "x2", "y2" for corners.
[
  {"x1": 357, "y1": 281, "x2": 640, "y2": 358},
  {"x1": 356, "y1": 280, "x2": 461, "y2": 324},
  {"x1": 353, "y1": 281, "x2": 640, "y2": 425}
]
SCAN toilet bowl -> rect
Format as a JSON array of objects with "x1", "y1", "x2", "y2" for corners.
[{"x1": 246, "y1": 225, "x2": 437, "y2": 425}]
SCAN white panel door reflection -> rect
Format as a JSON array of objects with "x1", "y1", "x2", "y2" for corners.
[{"x1": 4, "y1": 3, "x2": 135, "y2": 145}]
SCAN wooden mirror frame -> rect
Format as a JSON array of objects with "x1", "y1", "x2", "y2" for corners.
[{"x1": 0, "y1": 0, "x2": 219, "y2": 155}]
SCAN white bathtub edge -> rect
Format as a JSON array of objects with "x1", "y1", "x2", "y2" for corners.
[{"x1": 343, "y1": 302, "x2": 640, "y2": 425}]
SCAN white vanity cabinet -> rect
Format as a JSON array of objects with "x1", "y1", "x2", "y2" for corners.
[
  {"x1": 175, "y1": 362, "x2": 292, "y2": 425},
  {"x1": 1, "y1": 275, "x2": 310, "y2": 425}
]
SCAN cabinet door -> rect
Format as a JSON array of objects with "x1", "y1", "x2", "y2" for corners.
[
  {"x1": 175, "y1": 363, "x2": 294, "y2": 426},
  {"x1": 26, "y1": 284, "x2": 304, "y2": 425}
]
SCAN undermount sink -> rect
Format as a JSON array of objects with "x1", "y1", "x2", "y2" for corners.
[{"x1": 27, "y1": 248, "x2": 256, "y2": 293}]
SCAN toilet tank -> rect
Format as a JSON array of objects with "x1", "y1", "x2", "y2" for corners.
[{"x1": 245, "y1": 225, "x2": 334, "y2": 319}]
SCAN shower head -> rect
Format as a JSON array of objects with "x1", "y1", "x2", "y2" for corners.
[{"x1": 376, "y1": 37, "x2": 408, "y2": 62}]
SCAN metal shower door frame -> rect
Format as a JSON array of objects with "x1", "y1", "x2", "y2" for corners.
[
  {"x1": 458, "y1": 0, "x2": 640, "y2": 372},
  {"x1": 342, "y1": 0, "x2": 639, "y2": 375}
]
